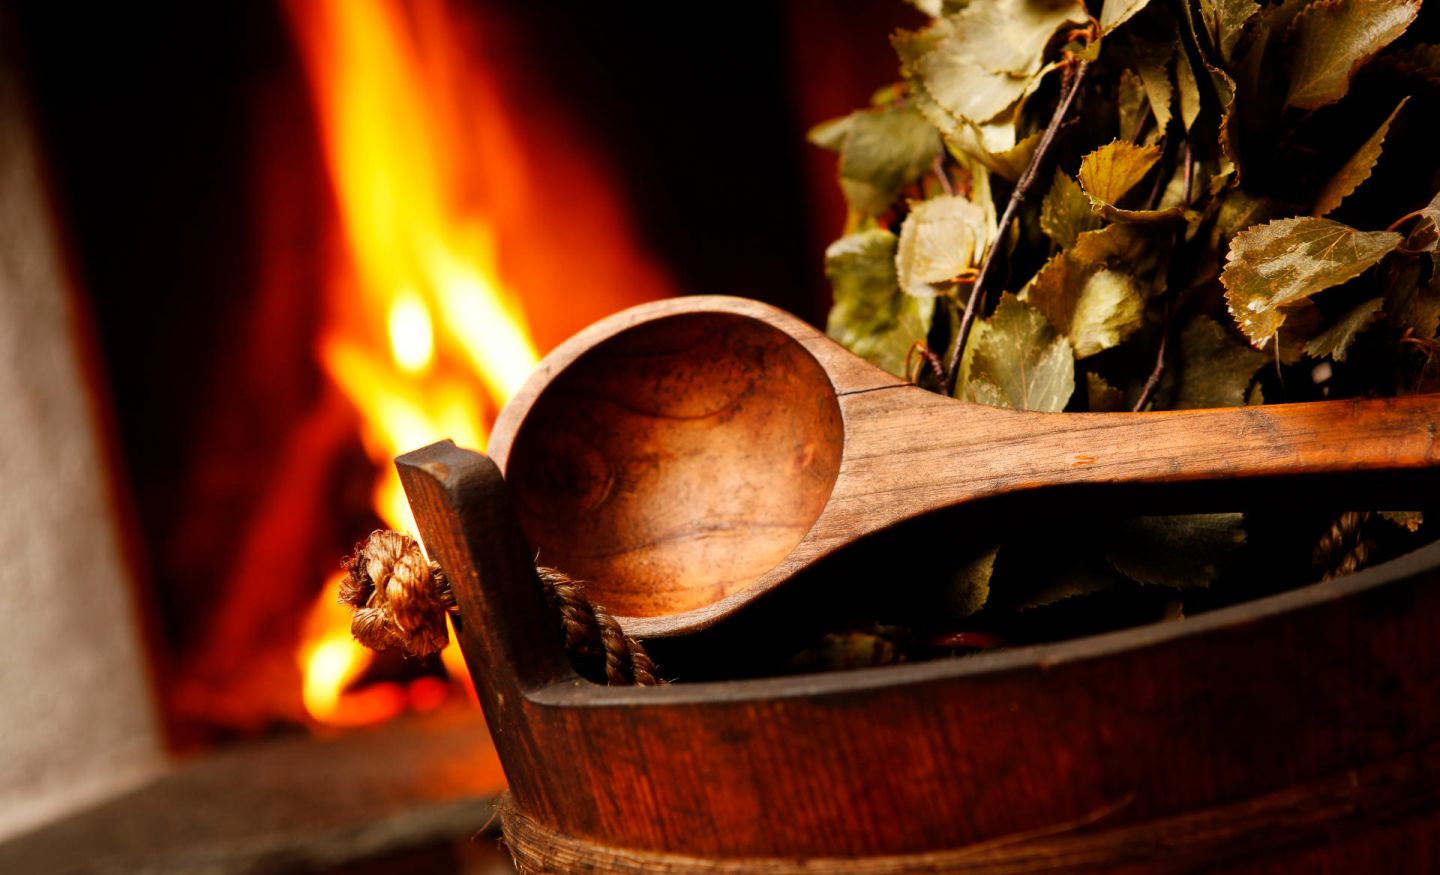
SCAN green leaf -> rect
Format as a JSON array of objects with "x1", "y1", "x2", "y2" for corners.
[
  {"x1": 1087, "y1": 372, "x2": 1127, "y2": 411},
  {"x1": 1285, "y1": 0, "x2": 1419, "y2": 111},
  {"x1": 1305, "y1": 296, "x2": 1383, "y2": 360},
  {"x1": 1312, "y1": 98, "x2": 1408, "y2": 217},
  {"x1": 1199, "y1": 0, "x2": 1260, "y2": 63},
  {"x1": 1040, "y1": 170, "x2": 1101, "y2": 249},
  {"x1": 825, "y1": 230, "x2": 935, "y2": 377},
  {"x1": 1078, "y1": 140, "x2": 1161, "y2": 207},
  {"x1": 1127, "y1": 33, "x2": 1175, "y2": 134},
  {"x1": 964, "y1": 293, "x2": 1076, "y2": 411},
  {"x1": 1104, "y1": 514, "x2": 1247, "y2": 589},
  {"x1": 1102, "y1": 0, "x2": 1154, "y2": 33},
  {"x1": 1023, "y1": 254, "x2": 1147, "y2": 357},
  {"x1": 1173, "y1": 315, "x2": 1267, "y2": 408},
  {"x1": 837, "y1": 104, "x2": 943, "y2": 217},
  {"x1": 896, "y1": 195, "x2": 990, "y2": 297},
  {"x1": 1221, "y1": 217, "x2": 1402, "y2": 348}
]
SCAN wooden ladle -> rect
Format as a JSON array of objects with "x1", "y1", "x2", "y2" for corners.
[{"x1": 487, "y1": 295, "x2": 1440, "y2": 639}]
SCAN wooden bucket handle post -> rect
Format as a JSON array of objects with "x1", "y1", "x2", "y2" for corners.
[{"x1": 396, "y1": 440, "x2": 575, "y2": 712}]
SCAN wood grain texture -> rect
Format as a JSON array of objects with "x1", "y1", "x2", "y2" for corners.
[
  {"x1": 487, "y1": 295, "x2": 1440, "y2": 638},
  {"x1": 399, "y1": 442, "x2": 1440, "y2": 871}
]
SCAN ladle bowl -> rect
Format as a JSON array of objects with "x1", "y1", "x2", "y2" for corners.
[{"x1": 488, "y1": 295, "x2": 1440, "y2": 639}]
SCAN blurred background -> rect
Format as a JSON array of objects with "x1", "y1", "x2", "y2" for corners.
[{"x1": 0, "y1": 1, "x2": 923, "y2": 870}]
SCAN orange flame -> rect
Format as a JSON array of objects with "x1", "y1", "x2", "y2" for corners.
[{"x1": 284, "y1": 0, "x2": 668, "y2": 725}]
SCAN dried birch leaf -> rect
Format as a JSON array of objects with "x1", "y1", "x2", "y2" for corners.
[
  {"x1": 1312, "y1": 98, "x2": 1408, "y2": 217},
  {"x1": 943, "y1": 0, "x2": 1090, "y2": 77},
  {"x1": 1079, "y1": 140, "x2": 1161, "y2": 207},
  {"x1": 837, "y1": 105, "x2": 944, "y2": 217},
  {"x1": 1104, "y1": 513, "x2": 1247, "y2": 589},
  {"x1": 896, "y1": 195, "x2": 990, "y2": 297},
  {"x1": 1173, "y1": 315, "x2": 1267, "y2": 408},
  {"x1": 1386, "y1": 262, "x2": 1440, "y2": 341},
  {"x1": 1403, "y1": 190, "x2": 1440, "y2": 253},
  {"x1": 1040, "y1": 170, "x2": 1101, "y2": 249},
  {"x1": 1285, "y1": 0, "x2": 1419, "y2": 111},
  {"x1": 1117, "y1": 69, "x2": 1153, "y2": 143},
  {"x1": 1078, "y1": 140, "x2": 1192, "y2": 223},
  {"x1": 825, "y1": 230, "x2": 934, "y2": 377},
  {"x1": 969, "y1": 131, "x2": 1042, "y2": 181},
  {"x1": 1069, "y1": 224, "x2": 1170, "y2": 295},
  {"x1": 1199, "y1": 0, "x2": 1260, "y2": 63},
  {"x1": 1305, "y1": 296, "x2": 1383, "y2": 360},
  {"x1": 1087, "y1": 372, "x2": 1127, "y2": 411},
  {"x1": 948, "y1": 545, "x2": 1000, "y2": 618},
  {"x1": 1174, "y1": 45, "x2": 1202, "y2": 133},
  {"x1": 1275, "y1": 299, "x2": 1324, "y2": 364},
  {"x1": 1211, "y1": 64, "x2": 1241, "y2": 187},
  {"x1": 1102, "y1": 0, "x2": 1154, "y2": 34},
  {"x1": 1214, "y1": 190, "x2": 1285, "y2": 244},
  {"x1": 907, "y1": 0, "x2": 966, "y2": 16},
  {"x1": 1014, "y1": 556, "x2": 1120, "y2": 609},
  {"x1": 1024, "y1": 255, "x2": 1146, "y2": 357},
  {"x1": 1128, "y1": 34, "x2": 1175, "y2": 134},
  {"x1": 900, "y1": 0, "x2": 1084, "y2": 127},
  {"x1": 965, "y1": 293, "x2": 1075, "y2": 411},
  {"x1": 1379, "y1": 510, "x2": 1423, "y2": 532},
  {"x1": 1383, "y1": 43, "x2": 1440, "y2": 84},
  {"x1": 1221, "y1": 217, "x2": 1401, "y2": 348},
  {"x1": 807, "y1": 115, "x2": 855, "y2": 152}
]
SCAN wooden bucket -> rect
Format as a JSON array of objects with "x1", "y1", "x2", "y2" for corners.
[{"x1": 399, "y1": 441, "x2": 1440, "y2": 873}]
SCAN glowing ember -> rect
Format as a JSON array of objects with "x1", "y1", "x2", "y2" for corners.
[{"x1": 284, "y1": 0, "x2": 669, "y2": 726}]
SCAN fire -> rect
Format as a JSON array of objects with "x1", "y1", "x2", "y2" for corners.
[{"x1": 283, "y1": 0, "x2": 669, "y2": 726}]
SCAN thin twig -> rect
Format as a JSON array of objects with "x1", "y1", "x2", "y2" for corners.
[
  {"x1": 1127, "y1": 102, "x2": 1151, "y2": 144},
  {"x1": 1133, "y1": 280, "x2": 1204, "y2": 411},
  {"x1": 1386, "y1": 208, "x2": 1427, "y2": 233},
  {"x1": 1132, "y1": 321, "x2": 1170, "y2": 411},
  {"x1": 1181, "y1": 141, "x2": 1194, "y2": 205},
  {"x1": 906, "y1": 340, "x2": 948, "y2": 387},
  {"x1": 945, "y1": 59, "x2": 1091, "y2": 394},
  {"x1": 1142, "y1": 150, "x2": 1167, "y2": 210},
  {"x1": 931, "y1": 154, "x2": 956, "y2": 197}
]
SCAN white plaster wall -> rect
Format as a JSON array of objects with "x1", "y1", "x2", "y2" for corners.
[{"x1": 0, "y1": 61, "x2": 167, "y2": 841}]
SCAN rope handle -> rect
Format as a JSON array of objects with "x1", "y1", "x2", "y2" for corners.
[{"x1": 339, "y1": 530, "x2": 664, "y2": 686}]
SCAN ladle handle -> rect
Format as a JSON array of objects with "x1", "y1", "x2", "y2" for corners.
[
  {"x1": 397, "y1": 441, "x2": 575, "y2": 701},
  {"x1": 834, "y1": 391, "x2": 1440, "y2": 534}
]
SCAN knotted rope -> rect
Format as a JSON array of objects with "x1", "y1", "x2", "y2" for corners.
[{"x1": 339, "y1": 530, "x2": 663, "y2": 685}]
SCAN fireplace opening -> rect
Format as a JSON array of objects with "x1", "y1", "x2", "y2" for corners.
[{"x1": 12, "y1": 0, "x2": 916, "y2": 754}]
